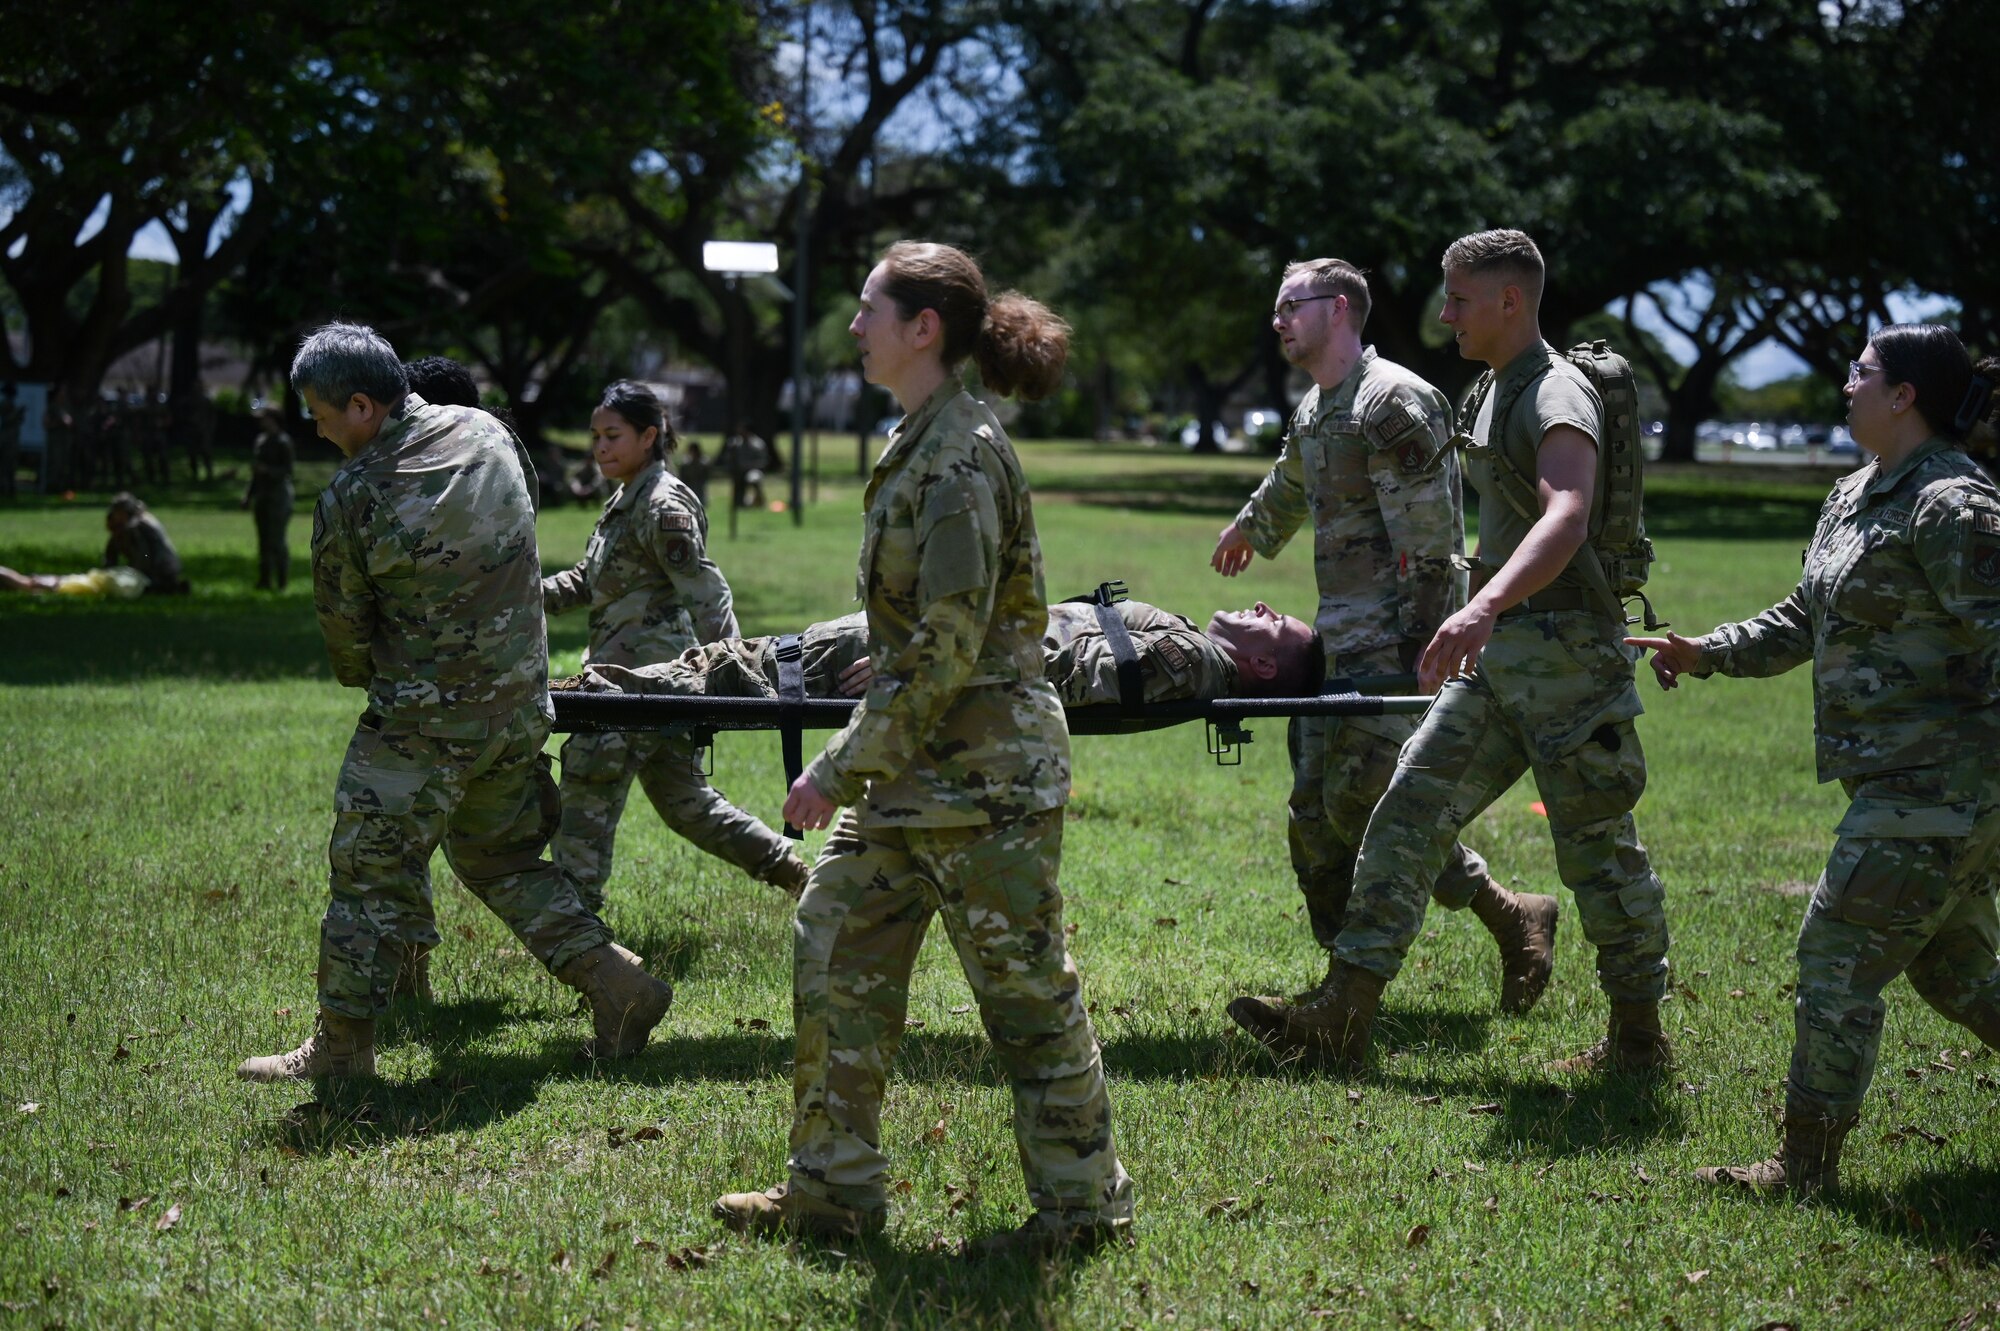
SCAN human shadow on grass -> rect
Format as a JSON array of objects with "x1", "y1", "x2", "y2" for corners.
[
  {"x1": 739, "y1": 1221, "x2": 1115, "y2": 1330},
  {"x1": 1834, "y1": 1161, "x2": 2000, "y2": 1266}
]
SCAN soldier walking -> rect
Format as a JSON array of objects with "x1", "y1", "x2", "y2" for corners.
[
  {"x1": 237, "y1": 323, "x2": 672, "y2": 1083},
  {"x1": 1633, "y1": 325, "x2": 2000, "y2": 1197},
  {"x1": 1265, "y1": 231, "x2": 1673, "y2": 1074},
  {"x1": 242, "y1": 406, "x2": 294, "y2": 590},
  {"x1": 1211, "y1": 258, "x2": 1557, "y2": 1045}
]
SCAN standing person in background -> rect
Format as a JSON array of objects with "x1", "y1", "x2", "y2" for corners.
[
  {"x1": 543, "y1": 381, "x2": 809, "y2": 907},
  {"x1": 1269, "y1": 230, "x2": 1673, "y2": 1076},
  {"x1": 713, "y1": 241, "x2": 1135, "y2": 1257},
  {"x1": 0, "y1": 382, "x2": 22, "y2": 499},
  {"x1": 1632, "y1": 326, "x2": 2000, "y2": 1197},
  {"x1": 1212, "y1": 258, "x2": 1557, "y2": 1045},
  {"x1": 242, "y1": 407, "x2": 295, "y2": 590},
  {"x1": 236, "y1": 323, "x2": 672, "y2": 1083},
  {"x1": 678, "y1": 439, "x2": 711, "y2": 510}
]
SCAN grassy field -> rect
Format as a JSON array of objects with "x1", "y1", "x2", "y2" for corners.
[{"x1": 1, "y1": 441, "x2": 1996, "y2": 1329}]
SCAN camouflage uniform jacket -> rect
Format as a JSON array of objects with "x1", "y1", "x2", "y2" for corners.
[
  {"x1": 805, "y1": 379, "x2": 1070, "y2": 826},
  {"x1": 1234, "y1": 346, "x2": 1465, "y2": 661},
  {"x1": 104, "y1": 511, "x2": 183, "y2": 590},
  {"x1": 542, "y1": 458, "x2": 737, "y2": 668},
  {"x1": 311, "y1": 393, "x2": 548, "y2": 728},
  {"x1": 592, "y1": 598, "x2": 1235, "y2": 706},
  {"x1": 1695, "y1": 437, "x2": 2000, "y2": 786}
]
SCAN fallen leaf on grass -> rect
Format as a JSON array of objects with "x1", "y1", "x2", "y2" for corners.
[
  {"x1": 590, "y1": 1249, "x2": 617, "y2": 1280},
  {"x1": 1239, "y1": 1280, "x2": 1260, "y2": 1296},
  {"x1": 1405, "y1": 1224, "x2": 1430, "y2": 1249},
  {"x1": 1635, "y1": 1165, "x2": 1654, "y2": 1185},
  {"x1": 601, "y1": 1219, "x2": 628, "y2": 1235},
  {"x1": 111, "y1": 1043, "x2": 130, "y2": 1063},
  {"x1": 1347, "y1": 1089, "x2": 1363, "y2": 1105},
  {"x1": 944, "y1": 1183, "x2": 971, "y2": 1213},
  {"x1": 1729, "y1": 988, "x2": 1747, "y2": 999},
  {"x1": 1467, "y1": 1103, "x2": 1502, "y2": 1116},
  {"x1": 16, "y1": 1102, "x2": 38, "y2": 1115},
  {"x1": 924, "y1": 1119, "x2": 948, "y2": 1144},
  {"x1": 1462, "y1": 1161, "x2": 1486, "y2": 1174},
  {"x1": 950, "y1": 1005, "x2": 972, "y2": 1015},
  {"x1": 550, "y1": 1247, "x2": 571, "y2": 1272},
  {"x1": 631, "y1": 1239, "x2": 660, "y2": 1252},
  {"x1": 117, "y1": 1196, "x2": 152, "y2": 1213},
  {"x1": 1111, "y1": 1004, "x2": 1135, "y2": 1019},
  {"x1": 630, "y1": 1126, "x2": 664, "y2": 1143},
  {"x1": 663, "y1": 1245, "x2": 710, "y2": 1272},
  {"x1": 1411, "y1": 1095, "x2": 1441, "y2": 1107},
  {"x1": 1684, "y1": 1269, "x2": 1709, "y2": 1284},
  {"x1": 155, "y1": 1202, "x2": 181, "y2": 1232},
  {"x1": 892, "y1": 1180, "x2": 913, "y2": 1196},
  {"x1": 475, "y1": 1259, "x2": 516, "y2": 1278},
  {"x1": 1152, "y1": 917, "x2": 1178, "y2": 928}
]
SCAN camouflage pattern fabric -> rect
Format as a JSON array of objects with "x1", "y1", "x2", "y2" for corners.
[
  {"x1": 542, "y1": 455, "x2": 781, "y2": 900},
  {"x1": 588, "y1": 599, "x2": 1234, "y2": 706},
  {"x1": 104, "y1": 511, "x2": 183, "y2": 591},
  {"x1": 245, "y1": 426, "x2": 295, "y2": 587},
  {"x1": 1332, "y1": 615, "x2": 1669, "y2": 1001},
  {"x1": 543, "y1": 458, "x2": 737, "y2": 669},
  {"x1": 787, "y1": 808, "x2": 1134, "y2": 1228},
  {"x1": 310, "y1": 393, "x2": 609, "y2": 1018},
  {"x1": 312, "y1": 393, "x2": 547, "y2": 724},
  {"x1": 804, "y1": 381, "x2": 1070, "y2": 827},
  {"x1": 1233, "y1": 346, "x2": 1467, "y2": 659},
  {"x1": 1694, "y1": 438, "x2": 2000, "y2": 781},
  {"x1": 1287, "y1": 644, "x2": 1490, "y2": 950},
  {"x1": 322, "y1": 704, "x2": 610, "y2": 1018},
  {"x1": 550, "y1": 727, "x2": 796, "y2": 911},
  {"x1": 1689, "y1": 436, "x2": 2000, "y2": 1115}
]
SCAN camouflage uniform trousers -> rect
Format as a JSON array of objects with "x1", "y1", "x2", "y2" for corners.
[
  {"x1": 787, "y1": 806, "x2": 1135, "y2": 1229},
  {"x1": 1333, "y1": 615, "x2": 1670, "y2": 1003},
  {"x1": 1289, "y1": 644, "x2": 1490, "y2": 950},
  {"x1": 252, "y1": 499, "x2": 291, "y2": 587},
  {"x1": 1789, "y1": 773, "x2": 2000, "y2": 1120},
  {"x1": 322, "y1": 704, "x2": 610, "y2": 1019},
  {"x1": 551, "y1": 728, "x2": 795, "y2": 912}
]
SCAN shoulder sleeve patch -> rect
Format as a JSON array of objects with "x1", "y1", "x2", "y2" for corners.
[
  {"x1": 659, "y1": 509, "x2": 696, "y2": 532},
  {"x1": 1966, "y1": 506, "x2": 2000, "y2": 591},
  {"x1": 1366, "y1": 393, "x2": 1443, "y2": 471}
]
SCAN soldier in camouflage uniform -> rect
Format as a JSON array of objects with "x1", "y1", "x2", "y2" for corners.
[
  {"x1": 715, "y1": 242, "x2": 1133, "y2": 1257},
  {"x1": 1634, "y1": 326, "x2": 2000, "y2": 1197},
  {"x1": 242, "y1": 407, "x2": 295, "y2": 590},
  {"x1": 579, "y1": 594, "x2": 1244, "y2": 708},
  {"x1": 1267, "y1": 232, "x2": 1674, "y2": 1075},
  {"x1": 543, "y1": 380, "x2": 808, "y2": 908},
  {"x1": 103, "y1": 493, "x2": 187, "y2": 594},
  {"x1": 1211, "y1": 259, "x2": 1558, "y2": 1045},
  {"x1": 237, "y1": 324, "x2": 672, "y2": 1084}
]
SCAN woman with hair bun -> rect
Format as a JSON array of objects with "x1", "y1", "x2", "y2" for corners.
[
  {"x1": 1630, "y1": 324, "x2": 2000, "y2": 1198},
  {"x1": 544, "y1": 380, "x2": 809, "y2": 910},
  {"x1": 714, "y1": 241, "x2": 1135, "y2": 1255}
]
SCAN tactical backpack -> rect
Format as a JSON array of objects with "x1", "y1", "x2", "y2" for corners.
[{"x1": 1459, "y1": 339, "x2": 1662, "y2": 630}]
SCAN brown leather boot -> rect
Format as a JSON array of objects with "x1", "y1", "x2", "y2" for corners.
[
  {"x1": 1226, "y1": 956, "x2": 1339, "y2": 1046},
  {"x1": 1548, "y1": 999, "x2": 1673, "y2": 1074},
  {"x1": 1270, "y1": 961, "x2": 1387, "y2": 1072},
  {"x1": 383, "y1": 941, "x2": 432, "y2": 1003},
  {"x1": 1694, "y1": 1109, "x2": 1858, "y2": 1198},
  {"x1": 1468, "y1": 879, "x2": 1559, "y2": 1015},
  {"x1": 762, "y1": 850, "x2": 811, "y2": 900},
  {"x1": 712, "y1": 1182, "x2": 885, "y2": 1239},
  {"x1": 555, "y1": 943, "x2": 673, "y2": 1058},
  {"x1": 236, "y1": 1010, "x2": 376, "y2": 1082}
]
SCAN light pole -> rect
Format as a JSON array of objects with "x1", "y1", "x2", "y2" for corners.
[{"x1": 701, "y1": 240, "x2": 779, "y2": 540}]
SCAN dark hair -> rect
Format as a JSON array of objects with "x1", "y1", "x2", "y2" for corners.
[
  {"x1": 876, "y1": 240, "x2": 1070, "y2": 401},
  {"x1": 1869, "y1": 324, "x2": 2000, "y2": 442},
  {"x1": 598, "y1": 379, "x2": 674, "y2": 460},
  {"x1": 404, "y1": 355, "x2": 482, "y2": 409},
  {"x1": 107, "y1": 492, "x2": 145, "y2": 519},
  {"x1": 1441, "y1": 229, "x2": 1546, "y2": 304},
  {"x1": 290, "y1": 322, "x2": 408, "y2": 406},
  {"x1": 1282, "y1": 258, "x2": 1372, "y2": 332},
  {"x1": 1270, "y1": 634, "x2": 1324, "y2": 698}
]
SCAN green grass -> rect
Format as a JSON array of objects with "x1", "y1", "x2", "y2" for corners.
[{"x1": 2, "y1": 444, "x2": 1996, "y2": 1329}]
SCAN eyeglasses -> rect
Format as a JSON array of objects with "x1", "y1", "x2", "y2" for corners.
[
  {"x1": 1273, "y1": 294, "x2": 1338, "y2": 321},
  {"x1": 1846, "y1": 360, "x2": 1883, "y2": 386}
]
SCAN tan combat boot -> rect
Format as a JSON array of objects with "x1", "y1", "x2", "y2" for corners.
[
  {"x1": 1548, "y1": 999, "x2": 1673, "y2": 1074},
  {"x1": 712, "y1": 1182, "x2": 885, "y2": 1239},
  {"x1": 1694, "y1": 1109, "x2": 1858, "y2": 1199},
  {"x1": 1226, "y1": 956, "x2": 1340, "y2": 1047},
  {"x1": 1270, "y1": 961, "x2": 1387, "y2": 1072},
  {"x1": 762, "y1": 850, "x2": 811, "y2": 900},
  {"x1": 383, "y1": 941, "x2": 432, "y2": 1004},
  {"x1": 236, "y1": 1010, "x2": 376, "y2": 1082},
  {"x1": 1468, "y1": 879, "x2": 1559, "y2": 1015},
  {"x1": 556, "y1": 943, "x2": 673, "y2": 1058}
]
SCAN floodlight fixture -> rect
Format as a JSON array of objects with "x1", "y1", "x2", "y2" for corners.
[{"x1": 702, "y1": 241, "x2": 780, "y2": 275}]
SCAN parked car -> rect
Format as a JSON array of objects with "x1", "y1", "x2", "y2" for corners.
[{"x1": 1179, "y1": 418, "x2": 1229, "y2": 450}]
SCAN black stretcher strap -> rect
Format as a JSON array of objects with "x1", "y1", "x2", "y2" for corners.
[{"x1": 775, "y1": 633, "x2": 806, "y2": 839}]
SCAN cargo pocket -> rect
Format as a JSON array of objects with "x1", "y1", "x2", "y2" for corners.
[{"x1": 1817, "y1": 834, "x2": 1959, "y2": 931}]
